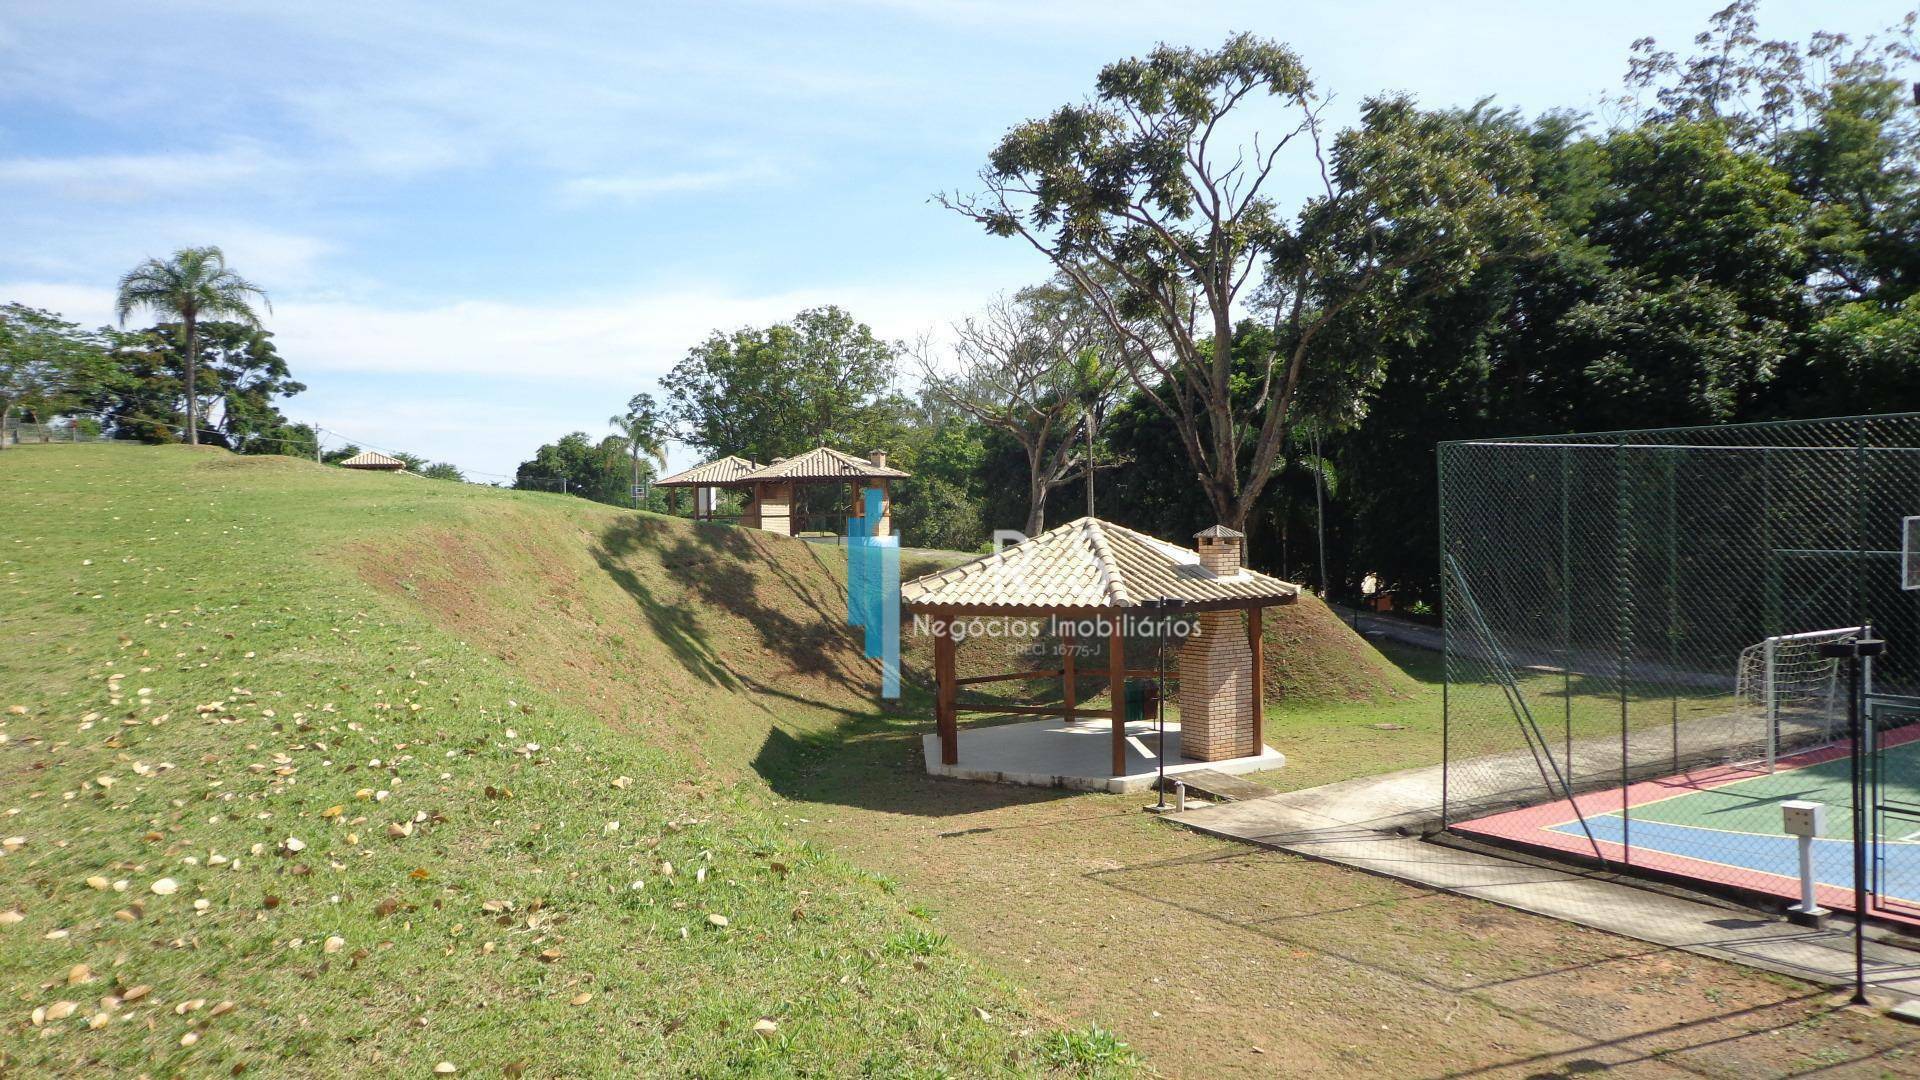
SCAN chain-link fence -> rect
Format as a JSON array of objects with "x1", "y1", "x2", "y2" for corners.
[
  {"x1": 2, "y1": 419, "x2": 114, "y2": 445},
  {"x1": 1440, "y1": 413, "x2": 1920, "y2": 921}
]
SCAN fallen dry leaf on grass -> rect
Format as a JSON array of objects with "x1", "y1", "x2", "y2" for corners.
[
  {"x1": 150, "y1": 877, "x2": 178, "y2": 896},
  {"x1": 569, "y1": 991, "x2": 593, "y2": 1006}
]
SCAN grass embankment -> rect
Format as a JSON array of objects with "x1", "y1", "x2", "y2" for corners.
[{"x1": 0, "y1": 444, "x2": 1094, "y2": 1077}]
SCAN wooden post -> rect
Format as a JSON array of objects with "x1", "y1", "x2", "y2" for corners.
[
  {"x1": 936, "y1": 621, "x2": 958, "y2": 765},
  {"x1": 1249, "y1": 605, "x2": 1265, "y2": 755},
  {"x1": 1061, "y1": 621, "x2": 1077, "y2": 724},
  {"x1": 1109, "y1": 617, "x2": 1126, "y2": 776}
]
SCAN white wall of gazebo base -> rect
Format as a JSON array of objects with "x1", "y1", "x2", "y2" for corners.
[{"x1": 920, "y1": 716, "x2": 1283, "y2": 794}]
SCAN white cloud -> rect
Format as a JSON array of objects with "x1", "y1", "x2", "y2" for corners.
[
  {"x1": 0, "y1": 142, "x2": 287, "y2": 202},
  {"x1": 270, "y1": 281, "x2": 972, "y2": 383},
  {"x1": 0, "y1": 272, "x2": 1010, "y2": 477},
  {"x1": 0, "y1": 224, "x2": 336, "y2": 315},
  {"x1": 557, "y1": 163, "x2": 784, "y2": 203}
]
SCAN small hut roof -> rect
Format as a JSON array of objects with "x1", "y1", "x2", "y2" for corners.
[
  {"x1": 654, "y1": 455, "x2": 761, "y2": 487},
  {"x1": 338, "y1": 450, "x2": 405, "y2": 470},
  {"x1": 735, "y1": 446, "x2": 909, "y2": 482},
  {"x1": 901, "y1": 517, "x2": 1299, "y2": 612}
]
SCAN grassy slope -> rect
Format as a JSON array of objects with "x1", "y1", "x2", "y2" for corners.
[{"x1": 0, "y1": 445, "x2": 1082, "y2": 1078}]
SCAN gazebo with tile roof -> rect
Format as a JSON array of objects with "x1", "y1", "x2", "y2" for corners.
[
  {"x1": 730, "y1": 447, "x2": 910, "y2": 536},
  {"x1": 654, "y1": 455, "x2": 761, "y2": 522},
  {"x1": 338, "y1": 450, "x2": 406, "y2": 472},
  {"x1": 901, "y1": 517, "x2": 1299, "y2": 779}
]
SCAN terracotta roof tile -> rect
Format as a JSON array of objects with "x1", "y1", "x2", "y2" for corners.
[
  {"x1": 736, "y1": 446, "x2": 909, "y2": 481},
  {"x1": 901, "y1": 517, "x2": 1299, "y2": 611},
  {"x1": 339, "y1": 450, "x2": 405, "y2": 469},
  {"x1": 655, "y1": 455, "x2": 761, "y2": 487}
]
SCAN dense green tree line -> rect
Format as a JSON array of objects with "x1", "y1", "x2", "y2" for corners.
[
  {"x1": 0, "y1": 302, "x2": 318, "y2": 458},
  {"x1": 545, "y1": 4, "x2": 1920, "y2": 590}
]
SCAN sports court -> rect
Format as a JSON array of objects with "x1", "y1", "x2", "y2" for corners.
[
  {"x1": 1439, "y1": 414, "x2": 1920, "y2": 929},
  {"x1": 1457, "y1": 723, "x2": 1920, "y2": 921}
]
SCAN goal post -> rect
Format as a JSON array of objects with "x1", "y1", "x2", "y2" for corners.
[{"x1": 1730, "y1": 626, "x2": 1867, "y2": 772}]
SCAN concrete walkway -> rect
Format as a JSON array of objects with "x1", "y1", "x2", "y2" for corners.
[{"x1": 1170, "y1": 764, "x2": 1920, "y2": 1002}]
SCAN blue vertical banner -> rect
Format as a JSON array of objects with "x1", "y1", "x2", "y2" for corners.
[{"x1": 847, "y1": 487, "x2": 900, "y2": 698}]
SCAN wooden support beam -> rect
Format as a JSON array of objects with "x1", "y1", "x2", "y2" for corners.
[
  {"x1": 1249, "y1": 605, "x2": 1265, "y2": 755},
  {"x1": 935, "y1": 628, "x2": 957, "y2": 765},
  {"x1": 954, "y1": 704, "x2": 1108, "y2": 718},
  {"x1": 954, "y1": 669, "x2": 1066, "y2": 686},
  {"x1": 1109, "y1": 619, "x2": 1126, "y2": 776},
  {"x1": 1061, "y1": 624, "x2": 1077, "y2": 724}
]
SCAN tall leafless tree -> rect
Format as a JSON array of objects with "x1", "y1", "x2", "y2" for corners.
[{"x1": 917, "y1": 290, "x2": 1099, "y2": 536}]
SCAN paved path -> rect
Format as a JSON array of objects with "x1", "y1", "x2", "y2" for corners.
[
  {"x1": 1331, "y1": 602, "x2": 1736, "y2": 690},
  {"x1": 1170, "y1": 763, "x2": 1920, "y2": 1003}
]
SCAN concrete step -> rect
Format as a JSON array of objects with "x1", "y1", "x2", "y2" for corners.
[{"x1": 1163, "y1": 769, "x2": 1273, "y2": 802}]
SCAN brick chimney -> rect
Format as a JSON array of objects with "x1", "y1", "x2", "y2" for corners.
[
  {"x1": 1193, "y1": 524, "x2": 1244, "y2": 575},
  {"x1": 1179, "y1": 524, "x2": 1254, "y2": 761},
  {"x1": 869, "y1": 449, "x2": 888, "y2": 468}
]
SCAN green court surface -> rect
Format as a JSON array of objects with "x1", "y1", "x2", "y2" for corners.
[{"x1": 1627, "y1": 739, "x2": 1920, "y2": 840}]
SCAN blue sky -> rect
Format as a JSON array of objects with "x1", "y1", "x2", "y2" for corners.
[{"x1": 0, "y1": 1, "x2": 1906, "y2": 480}]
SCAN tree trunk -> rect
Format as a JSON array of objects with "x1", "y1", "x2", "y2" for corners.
[
  {"x1": 0, "y1": 401, "x2": 9, "y2": 451},
  {"x1": 183, "y1": 315, "x2": 199, "y2": 446},
  {"x1": 1023, "y1": 441, "x2": 1048, "y2": 537},
  {"x1": 1024, "y1": 473, "x2": 1047, "y2": 537}
]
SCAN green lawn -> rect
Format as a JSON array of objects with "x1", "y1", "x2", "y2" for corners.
[{"x1": 0, "y1": 445, "x2": 1090, "y2": 1077}]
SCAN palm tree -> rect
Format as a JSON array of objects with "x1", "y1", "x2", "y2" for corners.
[
  {"x1": 114, "y1": 247, "x2": 270, "y2": 446},
  {"x1": 609, "y1": 393, "x2": 670, "y2": 508},
  {"x1": 1067, "y1": 345, "x2": 1123, "y2": 518}
]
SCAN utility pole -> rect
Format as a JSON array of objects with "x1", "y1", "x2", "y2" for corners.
[
  {"x1": 1312, "y1": 425, "x2": 1329, "y2": 597},
  {"x1": 1085, "y1": 419, "x2": 1095, "y2": 518},
  {"x1": 1823, "y1": 630, "x2": 1887, "y2": 1007}
]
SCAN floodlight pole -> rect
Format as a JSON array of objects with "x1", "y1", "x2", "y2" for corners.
[{"x1": 1822, "y1": 630, "x2": 1886, "y2": 1007}]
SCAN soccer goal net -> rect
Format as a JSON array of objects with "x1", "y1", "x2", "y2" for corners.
[{"x1": 1728, "y1": 626, "x2": 1866, "y2": 772}]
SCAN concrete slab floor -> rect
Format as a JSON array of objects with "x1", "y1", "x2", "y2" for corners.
[{"x1": 921, "y1": 716, "x2": 1283, "y2": 793}]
